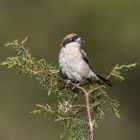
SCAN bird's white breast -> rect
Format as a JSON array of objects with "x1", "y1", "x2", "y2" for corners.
[{"x1": 59, "y1": 43, "x2": 94, "y2": 82}]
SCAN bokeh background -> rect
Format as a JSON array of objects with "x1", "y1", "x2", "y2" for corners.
[{"x1": 0, "y1": 0, "x2": 140, "y2": 140}]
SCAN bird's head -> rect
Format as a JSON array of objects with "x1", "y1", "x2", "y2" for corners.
[{"x1": 61, "y1": 33, "x2": 85, "y2": 47}]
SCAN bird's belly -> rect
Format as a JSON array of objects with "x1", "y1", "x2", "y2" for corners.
[{"x1": 60, "y1": 55, "x2": 91, "y2": 81}]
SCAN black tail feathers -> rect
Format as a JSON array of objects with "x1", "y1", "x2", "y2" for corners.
[{"x1": 97, "y1": 75, "x2": 113, "y2": 87}]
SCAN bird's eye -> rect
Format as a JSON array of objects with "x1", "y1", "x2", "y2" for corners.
[
  {"x1": 71, "y1": 38, "x2": 74, "y2": 41},
  {"x1": 71, "y1": 35, "x2": 79, "y2": 41}
]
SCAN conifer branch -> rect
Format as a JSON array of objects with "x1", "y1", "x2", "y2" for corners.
[{"x1": 0, "y1": 38, "x2": 137, "y2": 140}]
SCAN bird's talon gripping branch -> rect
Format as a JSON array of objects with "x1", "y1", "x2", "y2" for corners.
[
  {"x1": 71, "y1": 83, "x2": 80, "y2": 89},
  {"x1": 64, "y1": 79, "x2": 71, "y2": 88}
]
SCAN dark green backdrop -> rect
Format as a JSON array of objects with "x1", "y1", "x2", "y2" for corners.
[{"x1": 0, "y1": 0, "x2": 139, "y2": 140}]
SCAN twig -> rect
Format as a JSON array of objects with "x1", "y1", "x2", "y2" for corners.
[
  {"x1": 106, "y1": 66, "x2": 116, "y2": 80},
  {"x1": 69, "y1": 84, "x2": 94, "y2": 140},
  {"x1": 85, "y1": 91, "x2": 94, "y2": 140},
  {"x1": 89, "y1": 85, "x2": 105, "y2": 93}
]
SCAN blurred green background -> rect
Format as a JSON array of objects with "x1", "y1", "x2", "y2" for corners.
[{"x1": 0, "y1": 0, "x2": 140, "y2": 140}]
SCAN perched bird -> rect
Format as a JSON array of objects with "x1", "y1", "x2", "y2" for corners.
[{"x1": 59, "y1": 33, "x2": 113, "y2": 86}]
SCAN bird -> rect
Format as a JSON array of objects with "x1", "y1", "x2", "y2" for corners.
[{"x1": 58, "y1": 33, "x2": 113, "y2": 86}]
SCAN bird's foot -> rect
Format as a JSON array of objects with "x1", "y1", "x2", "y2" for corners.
[
  {"x1": 64, "y1": 79, "x2": 71, "y2": 88},
  {"x1": 71, "y1": 82, "x2": 80, "y2": 89},
  {"x1": 64, "y1": 80, "x2": 81, "y2": 89}
]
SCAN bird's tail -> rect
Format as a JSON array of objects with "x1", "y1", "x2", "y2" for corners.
[{"x1": 97, "y1": 75, "x2": 113, "y2": 87}]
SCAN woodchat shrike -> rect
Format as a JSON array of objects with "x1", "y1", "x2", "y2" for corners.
[{"x1": 59, "y1": 33, "x2": 113, "y2": 86}]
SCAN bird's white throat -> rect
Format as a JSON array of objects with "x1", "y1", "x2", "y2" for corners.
[{"x1": 66, "y1": 42, "x2": 81, "y2": 49}]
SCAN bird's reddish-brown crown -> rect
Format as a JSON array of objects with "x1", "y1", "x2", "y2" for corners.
[
  {"x1": 61, "y1": 33, "x2": 78, "y2": 47},
  {"x1": 63, "y1": 33, "x2": 77, "y2": 41}
]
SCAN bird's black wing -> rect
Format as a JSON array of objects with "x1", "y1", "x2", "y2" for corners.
[{"x1": 80, "y1": 49, "x2": 92, "y2": 68}]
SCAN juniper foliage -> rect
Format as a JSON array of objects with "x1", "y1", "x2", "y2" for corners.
[{"x1": 0, "y1": 38, "x2": 137, "y2": 140}]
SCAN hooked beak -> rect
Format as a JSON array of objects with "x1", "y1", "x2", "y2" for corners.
[{"x1": 77, "y1": 37, "x2": 85, "y2": 44}]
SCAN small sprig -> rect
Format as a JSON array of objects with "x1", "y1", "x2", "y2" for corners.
[
  {"x1": 0, "y1": 38, "x2": 137, "y2": 140},
  {"x1": 31, "y1": 104, "x2": 55, "y2": 115},
  {"x1": 106, "y1": 63, "x2": 137, "y2": 81}
]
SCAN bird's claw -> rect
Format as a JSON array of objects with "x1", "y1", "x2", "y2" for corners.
[
  {"x1": 64, "y1": 80, "x2": 80, "y2": 89},
  {"x1": 72, "y1": 83, "x2": 80, "y2": 89},
  {"x1": 64, "y1": 79, "x2": 71, "y2": 88}
]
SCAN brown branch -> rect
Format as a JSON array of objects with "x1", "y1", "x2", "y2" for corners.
[
  {"x1": 89, "y1": 85, "x2": 105, "y2": 93},
  {"x1": 85, "y1": 91, "x2": 94, "y2": 140},
  {"x1": 69, "y1": 84, "x2": 94, "y2": 140}
]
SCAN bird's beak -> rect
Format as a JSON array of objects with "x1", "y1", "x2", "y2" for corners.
[{"x1": 77, "y1": 38, "x2": 85, "y2": 44}]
